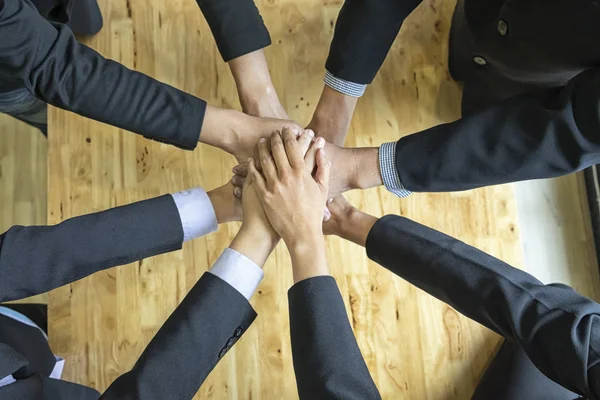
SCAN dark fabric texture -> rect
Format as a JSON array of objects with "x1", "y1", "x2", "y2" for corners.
[
  {"x1": 366, "y1": 215, "x2": 600, "y2": 400},
  {"x1": 0, "y1": 315, "x2": 54, "y2": 376},
  {"x1": 0, "y1": 0, "x2": 205, "y2": 150},
  {"x1": 395, "y1": 68, "x2": 600, "y2": 192},
  {"x1": 0, "y1": 275, "x2": 255, "y2": 400},
  {"x1": 195, "y1": 0, "x2": 271, "y2": 62},
  {"x1": 325, "y1": 0, "x2": 421, "y2": 84},
  {"x1": 0, "y1": 194, "x2": 184, "y2": 302},
  {"x1": 472, "y1": 340, "x2": 579, "y2": 400},
  {"x1": 100, "y1": 273, "x2": 256, "y2": 400},
  {"x1": 1, "y1": 304, "x2": 48, "y2": 334},
  {"x1": 288, "y1": 276, "x2": 381, "y2": 400}
]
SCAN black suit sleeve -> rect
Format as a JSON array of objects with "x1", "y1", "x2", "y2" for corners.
[
  {"x1": 0, "y1": 195, "x2": 184, "y2": 302},
  {"x1": 395, "y1": 68, "x2": 600, "y2": 192},
  {"x1": 325, "y1": 0, "x2": 422, "y2": 84},
  {"x1": 100, "y1": 273, "x2": 257, "y2": 400},
  {"x1": 0, "y1": 0, "x2": 205, "y2": 150},
  {"x1": 195, "y1": 0, "x2": 271, "y2": 62},
  {"x1": 288, "y1": 276, "x2": 381, "y2": 400},
  {"x1": 366, "y1": 215, "x2": 600, "y2": 400}
]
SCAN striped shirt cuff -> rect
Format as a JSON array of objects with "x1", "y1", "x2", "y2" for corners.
[
  {"x1": 324, "y1": 71, "x2": 367, "y2": 97},
  {"x1": 379, "y1": 142, "x2": 412, "y2": 198}
]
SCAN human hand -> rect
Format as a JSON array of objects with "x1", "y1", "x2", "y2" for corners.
[
  {"x1": 199, "y1": 107, "x2": 303, "y2": 163},
  {"x1": 207, "y1": 180, "x2": 243, "y2": 223},
  {"x1": 240, "y1": 129, "x2": 318, "y2": 240},
  {"x1": 322, "y1": 195, "x2": 377, "y2": 247},
  {"x1": 247, "y1": 128, "x2": 331, "y2": 249}
]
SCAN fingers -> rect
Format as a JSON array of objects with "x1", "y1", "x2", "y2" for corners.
[
  {"x1": 247, "y1": 158, "x2": 267, "y2": 195},
  {"x1": 314, "y1": 148, "x2": 331, "y2": 196},
  {"x1": 258, "y1": 137, "x2": 278, "y2": 185},
  {"x1": 323, "y1": 207, "x2": 331, "y2": 222},
  {"x1": 305, "y1": 137, "x2": 326, "y2": 172},
  {"x1": 297, "y1": 129, "x2": 315, "y2": 158},
  {"x1": 270, "y1": 130, "x2": 291, "y2": 174},
  {"x1": 283, "y1": 126, "x2": 305, "y2": 169},
  {"x1": 231, "y1": 174, "x2": 245, "y2": 188},
  {"x1": 232, "y1": 163, "x2": 248, "y2": 177}
]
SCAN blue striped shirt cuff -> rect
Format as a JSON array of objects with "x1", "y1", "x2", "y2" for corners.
[
  {"x1": 324, "y1": 71, "x2": 367, "y2": 97},
  {"x1": 379, "y1": 142, "x2": 412, "y2": 198}
]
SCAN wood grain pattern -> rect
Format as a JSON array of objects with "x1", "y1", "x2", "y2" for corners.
[
  {"x1": 0, "y1": 115, "x2": 48, "y2": 304},
  {"x1": 45, "y1": 0, "x2": 598, "y2": 398}
]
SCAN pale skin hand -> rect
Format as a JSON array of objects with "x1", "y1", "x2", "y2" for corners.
[
  {"x1": 231, "y1": 128, "x2": 320, "y2": 265},
  {"x1": 248, "y1": 128, "x2": 331, "y2": 283},
  {"x1": 322, "y1": 196, "x2": 377, "y2": 247},
  {"x1": 207, "y1": 181, "x2": 242, "y2": 224},
  {"x1": 199, "y1": 106, "x2": 303, "y2": 163}
]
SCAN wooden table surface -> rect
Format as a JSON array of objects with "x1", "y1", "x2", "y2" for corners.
[{"x1": 48, "y1": 0, "x2": 527, "y2": 398}]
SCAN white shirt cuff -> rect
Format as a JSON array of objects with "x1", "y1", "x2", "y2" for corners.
[
  {"x1": 0, "y1": 375, "x2": 16, "y2": 388},
  {"x1": 208, "y1": 248, "x2": 264, "y2": 301},
  {"x1": 171, "y1": 188, "x2": 218, "y2": 242}
]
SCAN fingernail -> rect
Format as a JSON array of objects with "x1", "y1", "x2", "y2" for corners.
[
  {"x1": 328, "y1": 198, "x2": 334, "y2": 204},
  {"x1": 248, "y1": 157, "x2": 253, "y2": 163},
  {"x1": 316, "y1": 137, "x2": 325, "y2": 147},
  {"x1": 234, "y1": 187, "x2": 242, "y2": 197},
  {"x1": 306, "y1": 129, "x2": 314, "y2": 137},
  {"x1": 292, "y1": 127, "x2": 300, "y2": 135},
  {"x1": 259, "y1": 138, "x2": 266, "y2": 143},
  {"x1": 232, "y1": 166, "x2": 238, "y2": 173}
]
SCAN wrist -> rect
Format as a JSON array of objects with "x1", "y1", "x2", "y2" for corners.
[
  {"x1": 199, "y1": 106, "x2": 239, "y2": 153},
  {"x1": 241, "y1": 220, "x2": 279, "y2": 246},
  {"x1": 350, "y1": 147, "x2": 383, "y2": 190},
  {"x1": 338, "y1": 209, "x2": 378, "y2": 247}
]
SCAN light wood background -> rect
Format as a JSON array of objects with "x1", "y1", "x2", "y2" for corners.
[{"x1": 30, "y1": 0, "x2": 599, "y2": 399}]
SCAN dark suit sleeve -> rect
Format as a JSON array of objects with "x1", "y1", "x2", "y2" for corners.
[
  {"x1": 325, "y1": 0, "x2": 422, "y2": 84},
  {"x1": 0, "y1": 0, "x2": 205, "y2": 150},
  {"x1": 0, "y1": 195, "x2": 184, "y2": 302},
  {"x1": 395, "y1": 68, "x2": 600, "y2": 192},
  {"x1": 195, "y1": 0, "x2": 271, "y2": 62},
  {"x1": 100, "y1": 273, "x2": 257, "y2": 400},
  {"x1": 288, "y1": 276, "x2": 381, "y2": 400},
  {"x1": 366, "y1": 215, "x2": 600, "y2": 400}
]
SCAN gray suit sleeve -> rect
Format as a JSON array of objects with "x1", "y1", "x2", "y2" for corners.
[
  {"x1": 0, "y1": 0, "x2": 205, "y2": 150},
  {"x1": 288, "y1": 276, "x2": 381, "y2": 400},
  {"x1": 100, "y1": 273, "x2": 257, "y2": 400},
  {"x1": 0, "y1": 195, "x2": 184, "y2": 302},
  {"x1": 366, "y1": 215, "x2": 600, "y2": 400}
]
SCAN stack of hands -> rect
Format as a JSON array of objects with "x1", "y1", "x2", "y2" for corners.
[{"x1": 228, "y1": 126, "x2": 337, "y2": 283}]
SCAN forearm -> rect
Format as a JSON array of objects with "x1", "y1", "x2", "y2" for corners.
[
  {"x1": 326, "y1": 0, "x2": 421, "y2": 85},
  {"x1": 195, "y1": 0, "x2": 270, "y2": 62},
  {"x1": 288, "y1": 236, "x2": 329, "y2": 284},
  {"x1": 101, "y1": 273, "x2": 257, "y2": 400},
  {"x1": 0, "y1": 195, "x2": 184, "y2": 302},
  {"x1": 288, "y1": 276, "x2": 381, "y2": 399},
  {"x1": 366, "y1": 215, "x2": 600, "y2": 399},
  {"x1": 230, "y1": 224, "x2": 278, "y2": 267},
  {"x1": 394, "y1": 68, "x2": 600, "y2": 192},
  {"x1": 0, "y1": 1, "x2": 205, "y2": 149}
]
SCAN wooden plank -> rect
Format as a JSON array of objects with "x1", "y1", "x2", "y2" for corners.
[
  {"x1": 44, "y1": 0, "x2": 594, "y2": 398},
  {"x1": 0, "y1": 114, "x2": 48, "y2": 304}
]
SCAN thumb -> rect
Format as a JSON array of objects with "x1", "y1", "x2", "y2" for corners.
[{"x1": 314, "y1": 148, "x2": 331, "y2": 196}]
